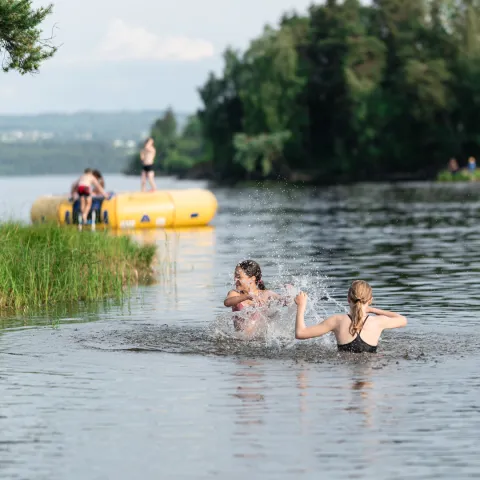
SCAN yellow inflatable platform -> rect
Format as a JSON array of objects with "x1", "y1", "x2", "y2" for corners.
[{"x1": 31, "y1": 189, "x2": 218, "y2": 229}]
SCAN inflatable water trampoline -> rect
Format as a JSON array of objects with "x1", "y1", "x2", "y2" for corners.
[{"x1": 31, "y1": 189, "x2": 218, "y2": 229}]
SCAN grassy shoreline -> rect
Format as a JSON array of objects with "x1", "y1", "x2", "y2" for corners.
[
  {"x1": 437, "y1": 169, "x2": 480, "y2": 182},
  {"x1": 0, "y1": 223, "x2": 157, "y2": 312}
]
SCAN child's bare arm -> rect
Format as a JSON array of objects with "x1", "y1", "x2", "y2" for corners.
[
  {"x1": 294, "y1": 292, "x2": 338, "y2": 340},
  {"x1": 224, "y1": 290, "x2": 252, "y2": 307}
]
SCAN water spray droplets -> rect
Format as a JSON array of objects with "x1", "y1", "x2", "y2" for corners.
[{"x1": 212, "y1": 273, "x2": 344, "y2": 350}]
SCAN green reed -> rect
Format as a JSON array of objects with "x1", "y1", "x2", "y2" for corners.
[
  {"x1": 437, "y1": 169, "x2": 480, "y2": 182},
  {"x1": 0, "y1": 223, "x2": 157, "y2": 312}
]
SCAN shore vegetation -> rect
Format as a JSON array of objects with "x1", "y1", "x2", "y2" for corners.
[{"x1": 0, "y1": 223, "x2": 157, "y2": 312}]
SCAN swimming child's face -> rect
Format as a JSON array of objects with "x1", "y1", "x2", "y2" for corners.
[{"x1": 234, "y1": 267, "x2": 256, "y2": 292}]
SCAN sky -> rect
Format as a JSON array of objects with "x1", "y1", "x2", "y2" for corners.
[{"x1": 0, "y1": 0, "x2": 316, "y2": 115}]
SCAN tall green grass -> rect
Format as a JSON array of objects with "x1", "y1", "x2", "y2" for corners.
[{"x1": 0, "y1": 223, "x2": 157, "y2": 311}]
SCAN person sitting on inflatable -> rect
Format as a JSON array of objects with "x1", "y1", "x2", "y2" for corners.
[
  {"x1": 91, "y1": 169, "x2": 105, "y2": 194},
  {"x1": 70, "y1": 169, "x2": 106, "y2": 201},
  {"x1": 71, "y1": 168, "x2": 109, "y2": 224}
]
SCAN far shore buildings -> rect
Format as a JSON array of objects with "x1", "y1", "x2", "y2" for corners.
[{"x1": 0, "y1": 130, "x2": 139, "y2": 153}]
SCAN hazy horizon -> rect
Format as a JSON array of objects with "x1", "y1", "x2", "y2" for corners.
[{"x1": 0, "y1": 109, "x2": 188, "y2": 117}]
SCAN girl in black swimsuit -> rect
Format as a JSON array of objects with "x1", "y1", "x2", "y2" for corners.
[{"x1": 294, "y1": 280, "x2": 407, "y2": 353}]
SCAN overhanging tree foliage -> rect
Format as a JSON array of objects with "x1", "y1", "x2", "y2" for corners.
[{"x1": 0, "y1": 0, "x2": 56, "y2": 74}]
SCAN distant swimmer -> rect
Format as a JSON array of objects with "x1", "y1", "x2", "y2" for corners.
[
  {"x1": 140, "y1": 137, "x2": 157, "y2": 192},
  {"x1": 468, "y1": 156, "x2": 477, "y2": 173},
  {"x1": 294, "y1": 280, "x2": 407, "y2": 353},
  {"x1": 71, "y1": 168, "x2": 109, "y2": 225},
  {"x1": 224, "y1": 259, "x2": 293, "y2": 336},
  {"x1": 448, "y1": 157, "x2": 459, "y2": 175}
]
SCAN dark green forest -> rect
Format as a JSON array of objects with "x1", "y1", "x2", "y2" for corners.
[{"x1": 130, "y1": 0, "x2": 480, "y2": 183}]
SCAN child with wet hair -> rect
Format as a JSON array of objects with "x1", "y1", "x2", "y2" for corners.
[
  {"x1": 294, "y1": 280, "x2": 407, "y2": 353},
  {"x1": 224, "y1": 260, "x2": 293, "y2": 334}
]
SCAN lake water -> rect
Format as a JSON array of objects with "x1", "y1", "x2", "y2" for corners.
[{"x1": 1, "y1": 175, "x2": 480, "y2": 479}]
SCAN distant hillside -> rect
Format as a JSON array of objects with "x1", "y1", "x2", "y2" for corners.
[
  {"x1": 0, "y1": 110, "x2": 190, "y2": 175},
  {"x1": 0, "y1": 141, "x2": 131, "y2": 175},
  {"x1": 0, "y1": 110, "x2": 189, "y2": 142}
]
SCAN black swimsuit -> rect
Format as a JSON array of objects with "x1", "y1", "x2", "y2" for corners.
[{"x1": 337, "y1": 315, "x2": 377, "y2": 353}]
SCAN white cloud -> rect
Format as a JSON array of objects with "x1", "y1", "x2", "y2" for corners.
[{"x1": 97, "y1": 18, "x2": 215, "y2": 62}]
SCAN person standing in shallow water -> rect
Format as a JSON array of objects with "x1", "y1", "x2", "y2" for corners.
[
  {"x1": 448, "y1": 158, "x2": 459, "y2": 175},
  {"x1": 224, "y1": 260, "x2": 292, "y2": 336},
  {"x1": 468, "y1": 156, "x2": 477, "y2": 180},
  {"x1": 140, "y1": 137, "x2": 157, "y2": 192},
  {"x1": 294, "y1": 280, "x2": 407, "y2": 353}
]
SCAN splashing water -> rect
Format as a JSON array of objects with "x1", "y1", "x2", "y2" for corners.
[
  {"x1": 209, "y1": 274, "x2": 345, "y2": 351},
  {"x1": 215, "y1": 185, "x2": 347, "y2": 349}
]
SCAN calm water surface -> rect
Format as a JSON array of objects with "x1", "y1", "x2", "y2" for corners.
[{"x1": 1, "y1": 175, "x2": 480, "y2": 479}]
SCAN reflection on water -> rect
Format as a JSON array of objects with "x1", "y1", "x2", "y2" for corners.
[
  {"x1": 296, "y1": 363, "x2": 377, "y2": 435},
  {"x1": 112, "y1": 226, "x2": 216, "y2": 305},
  {"x1": 2, "y1": 176, "x2": 480, "y2": 479},
  {"x1": 0, "y1": 297, "x2": 125, "y2": 331},
  {"x1": 232, "y1": 360, "x2": 267, "y2": 453},
  {"x1": 346, "y1": 367, "x2": 375, "y2": 429}
]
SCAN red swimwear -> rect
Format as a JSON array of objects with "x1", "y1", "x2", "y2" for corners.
[
  {"x1": 232, "y1": 302, "x2": 245, "y2": 331},
  {"x1": 232, "y1": 302, "x2": 262, "y2": 332},
  {"x1": 232, "y1": 303, "x2": 244, "y2": 313},
  {"x1": 77, "y1": 185, "x2": 91, "y2": 197}
]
